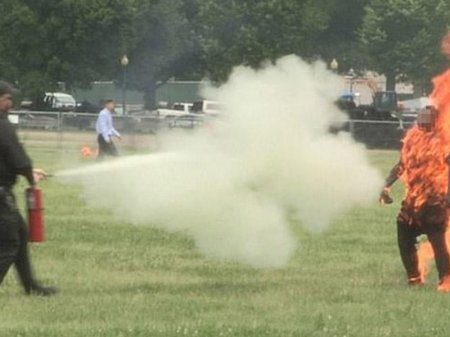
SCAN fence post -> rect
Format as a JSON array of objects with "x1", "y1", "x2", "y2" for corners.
[
  {"x1": 349, "y1": 120, "x2": 355, "y2": 137},
  {"x1": 57, "y1": 111, "x2": 63, "y2": 150}
]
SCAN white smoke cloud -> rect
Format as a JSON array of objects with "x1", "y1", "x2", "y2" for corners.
[{"x1": 58, "y1": 55, "x2": 383, "y2": 268}]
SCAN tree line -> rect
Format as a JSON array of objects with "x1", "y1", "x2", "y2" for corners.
[{"x1": 0, "y1": 0, "x2": 449, "y2": 108}]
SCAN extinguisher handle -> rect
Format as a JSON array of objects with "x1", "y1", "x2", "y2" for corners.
[{"x1": 26, "y1": 186, "x2": 36, "y2": 194}]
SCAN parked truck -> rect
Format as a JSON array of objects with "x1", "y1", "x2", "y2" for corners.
[
  {"x1": 339, "y1": 91, "x2": 399, "y2": 121},
  {"x1": 21, "y1": 92, "x2": 77, "y2": 112}
]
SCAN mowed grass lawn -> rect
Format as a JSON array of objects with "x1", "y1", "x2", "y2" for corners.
[{"x1": 1, "y1": 146, "x2": 449, "y2": 337}]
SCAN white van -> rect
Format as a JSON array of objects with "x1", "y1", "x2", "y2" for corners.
[{"x1": 44, "y1": 92, "x2": 76, "y2": 110}]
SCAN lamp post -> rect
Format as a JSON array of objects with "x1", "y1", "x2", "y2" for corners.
[
  {"x1": 121, "y1": 54, "x2": 129, "y2": 115},
  {"x1": 330, "y1": 58, "x2": 338, "y2": 73},
  {"x1": 348, "y1": 68, "x2": 356, "y2": 93}
]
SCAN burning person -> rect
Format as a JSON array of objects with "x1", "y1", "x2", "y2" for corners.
[{"x1": 380, "y1": 106, "x2": 450, "y2": 291}]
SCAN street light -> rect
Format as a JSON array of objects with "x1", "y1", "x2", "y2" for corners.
[
  {"x1": 330, "y1": 58, "x2": 338, "y2": 72},
  {"x1": 121, "y1": 54, "x2": 129, "y2": 115},
  {"x1": 348, "y1": 68, "x2": 356, "y2": 92}
]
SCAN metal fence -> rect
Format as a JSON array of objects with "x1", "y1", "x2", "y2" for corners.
[
  {"x1": 346, "y1": 119, "x2": 412, "y2": 149},
  {"x1": 11, "y1": 110, "x2": 410, "y2": 153},
  {"x1": 11, "y1": 110, "x2": 161, "y2": 154},
  {"x1": 10, "y1": 110, "x2": 163, "y2": 133}
]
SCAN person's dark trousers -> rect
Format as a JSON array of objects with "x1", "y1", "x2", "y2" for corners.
[
  {"x1": 0, "y1": 197, "x2": 35, "y2": 293},
  {"x1": 397, "y1": 221, "x2": 450, "y2": 280},
  {"x1": 97, "y1": 134, "x2": 118, "y2": 160},
  {"x1": 427, "y1": 228, "x2": 450, "y2": 279}
]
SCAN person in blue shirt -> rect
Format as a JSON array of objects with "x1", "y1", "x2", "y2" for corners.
[{"x1": 95, "y1": 99, "x2": 121, "y2": 159}]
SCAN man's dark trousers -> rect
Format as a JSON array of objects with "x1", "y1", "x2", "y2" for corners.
[
  {"x1": 97, "y1": 135, "x2": 118, "y2": 159},
  {"x1": 397, "y1": 221, "x2": 450, "y2": 280},
  {"x1": 0, "y1": 195, "x2": 35, "y2": 292}
]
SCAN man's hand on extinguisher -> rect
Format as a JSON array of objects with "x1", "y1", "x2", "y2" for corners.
[{"x1": 33, "y1": 168, "x2": 49, "y2": 184}]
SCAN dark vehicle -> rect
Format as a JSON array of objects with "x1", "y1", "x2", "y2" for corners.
[
  {"x1": 75, "y1": 100, "x2": 101, "y2": 114},
  {"x1": 361, "y1": 91, "x2": 399, "y2": 120},
  {"x1": 337, "y1": 93, "x2": 356, "y2": 110},
  {"x1": 336, "y1": 91, "x2": 406, "y2": 149},
  {"x1": 30, "y1": 92, "x2": 76, "y2": 112},
  {"x1": 336, "y1": 93, "x2": 363, "y2": 119},
  {"x1": 338, "y1": 91, "x2": 400, "y2": 121}
]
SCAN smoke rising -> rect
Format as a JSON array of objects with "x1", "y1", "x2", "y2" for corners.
[{"x1": 58, "y1": 55, "x2": 383, "y2": 268}]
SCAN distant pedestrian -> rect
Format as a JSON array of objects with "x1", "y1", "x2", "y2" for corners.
[{"x1": 95, "y1": 99, "x2": 121, "y2": 159}]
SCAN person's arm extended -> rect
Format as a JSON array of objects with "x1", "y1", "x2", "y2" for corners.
[
  {"x1": 17, "y1": 167, "x2": 34, "y2": 186},
  {"x1": 385, "y1": 161, "x2": 403, "y2": 188},
  {"x1": 111, "y1": 127, "x2": 121, "y2": 139},
  {"x1": 380, "y1": 160, "x2": 403, "y2": 204}
]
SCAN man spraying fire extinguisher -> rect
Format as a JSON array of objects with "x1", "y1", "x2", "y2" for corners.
[
  {"x1": 0, "y1": 81, "x2": 58, "y2": 296},
  {"x1": 380, "y1": 106, "x2": 450, "y2": 291}
]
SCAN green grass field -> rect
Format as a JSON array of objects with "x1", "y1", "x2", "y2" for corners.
[{"x1": 1, "y1": 146, "x2": 449, "y2": 337}]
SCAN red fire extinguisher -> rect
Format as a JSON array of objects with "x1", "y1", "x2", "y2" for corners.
[{"x1": 26, "y1": 186, "x2": 45, "y2": 243}]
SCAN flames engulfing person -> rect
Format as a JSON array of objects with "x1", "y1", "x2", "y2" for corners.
[
  {"x1": 381, "y1": 106, "x2": 450, "y2": 290},
  {"x1": 381, "y1": 33, "x2": 450, "y2": 291}
]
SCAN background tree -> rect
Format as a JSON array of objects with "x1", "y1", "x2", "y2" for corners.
[
  {"x1": 1, "y1": 0, "x2": 450, "y2": 106},
  {"x1": 0, "y1": 0, "x2": 134, "y2": 100},
  {"x1": 0, "y1": 1, "x2": 46, "y2": 99},
  {"x1": 360, "y1": 0, "x2": 450, "y2": 93},
  {"x1": 314, "y1": 0, "x2": 370, "y2": 73},
  {"x1": 126, "y1": 0, "x2": 199, "y2": 109},
  {"x1": 191, "y1": 0, "x2": 329, "y2": 82}
]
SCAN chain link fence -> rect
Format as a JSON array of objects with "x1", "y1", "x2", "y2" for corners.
[
  {"x1": 346, "y1": 119, "x2": 412, "y2": 149},
  {"x1": 11, "y1": 110, "x2": 160, "y2": 155},
  {"x1": 11, "y1": 110, "x2": 410, "y2": 154}
]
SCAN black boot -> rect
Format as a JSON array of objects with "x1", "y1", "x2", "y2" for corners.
[
  {"x1": 14, "y1": 222, "x2": 58, "y2": 296},
  {"x1": 28, "y1": 283, "x2": 59, "y2": 296}
]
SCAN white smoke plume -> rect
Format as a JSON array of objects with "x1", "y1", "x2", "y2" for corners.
[{"x1": 58, "y1": 55, "x2": 383, "y2": 268}]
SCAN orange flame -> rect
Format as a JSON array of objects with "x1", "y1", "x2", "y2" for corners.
[
  {"x1": 80, "y1": 145, "x2": 94, "y2": 157},
  {"x1": 412, "y1": 65, "x2": 450, "y2": 289}
]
